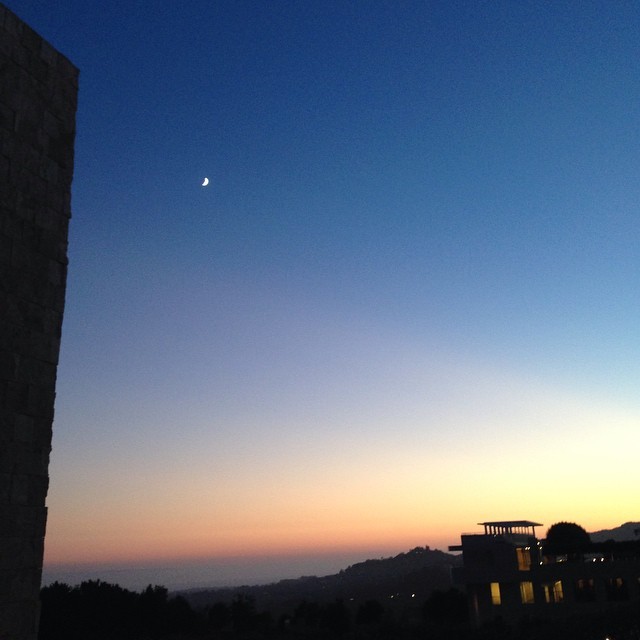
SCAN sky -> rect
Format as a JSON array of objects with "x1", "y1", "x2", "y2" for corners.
[{"x1": 9, "y1": 0, "x2": 640, "y2": 589}]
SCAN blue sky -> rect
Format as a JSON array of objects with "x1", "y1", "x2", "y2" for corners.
[{"x1": 10, "y1": 1, "x2": 640, "y2": 587}]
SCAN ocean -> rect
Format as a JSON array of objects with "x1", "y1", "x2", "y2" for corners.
[{"x1": 42, "y1": 550, "x2": 375, "y2": 592}]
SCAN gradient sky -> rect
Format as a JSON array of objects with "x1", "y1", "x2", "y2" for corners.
[{"x1": 9, "y1": 1, "x2": 640, "y2": 588}]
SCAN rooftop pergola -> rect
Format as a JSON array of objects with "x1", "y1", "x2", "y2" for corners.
[{"x1": 478, "y1": 520, "x2": 543, "y2": 537}]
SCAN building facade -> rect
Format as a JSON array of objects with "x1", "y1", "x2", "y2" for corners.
[
  {"x1": 450, "y1": 520, "x2": 640, "y2": 627},
  {"x1": 0, "y1": 4, "x2": 78, "y2": 639}
]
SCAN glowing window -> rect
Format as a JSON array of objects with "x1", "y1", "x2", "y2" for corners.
[
  {"x1": 520, "y1": 581, "x2": 535, "y2": 604},
  {"x1": 542, "y1": 581, "x2": 564, "y2": 603},
  {"x1": 490, "y1": 582, "x2": 501, "y2": 605},
  {"x1": 516, "y1": 548, "x2": 531, "y2": 570}
]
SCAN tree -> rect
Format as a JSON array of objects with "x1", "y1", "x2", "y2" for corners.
[
  {"x1": 230, "y1": 594, "x2": 256, "y2": 632},
  {"x1": 356, "y1": 599, "x2": 384, "y2": 625},
  {"x1": 39, "y1": 579, "x2": 203, "y2": 640},
  {"x1": 207, "y1": 602, "x2": 230, "y2": 630},
  {"x1": 39, "y1": 582, "x2": 79, "y2": 640},
  {"x1": 319, "y1": 599, "x2": 351, "y2": 636},
  {"x1": 423, "y1": 588, "x2": 468, "y2": 626},
  {"x1": 293, "y1": 599, "x2": 321, "y2": 628},
  {"x1": 544, "y1": 522, "x2": 591, "y2": 556}
]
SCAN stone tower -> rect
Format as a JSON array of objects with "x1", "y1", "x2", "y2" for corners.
[{"x1": 0, "y1": 4, "x2": 78, "y2": 639}]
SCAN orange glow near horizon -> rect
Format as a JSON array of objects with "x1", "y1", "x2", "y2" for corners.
[
  {"x1": 44, "y1": 321, "x2": 639, "y2": 571},
  {"x1": 43, "y1": 505, "x2": 463, "y2": 566},
  {"x1": 44, "y1": 439, "x2": 637, "y2": 568}
]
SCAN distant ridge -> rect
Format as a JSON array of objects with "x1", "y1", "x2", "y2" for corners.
[
  {"x1": 340, "y1": 545, "x2": 458, "y2": 576},
  {"x1": 181, "y1": 546, "x2": 460, "y2": 611},
  {"x1": 589, "y1": 522, "x2": 640, "y2": 543}
]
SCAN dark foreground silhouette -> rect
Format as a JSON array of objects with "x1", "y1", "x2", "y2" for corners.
[
  {"x1": 39, "y1": 579, "x2": 471, "y2": 639},
  {"x1": 39, "y1": 579, "x2": 640, "y2": 640},
  {"x1": 39, "y1": 581, "x2": 200, "y2": 639}
]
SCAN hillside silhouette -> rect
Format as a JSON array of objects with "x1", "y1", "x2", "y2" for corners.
[
  {"x1": 181, "y1": 546, "x2": 460, "y2": 613},
  {"x1": 589, "y1": 521, "x2": 640, "y2": 543}
]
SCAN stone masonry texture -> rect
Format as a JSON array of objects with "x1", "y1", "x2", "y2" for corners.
[{"x1": 0, "y1": 4, "x2": 78, "y2": 639}]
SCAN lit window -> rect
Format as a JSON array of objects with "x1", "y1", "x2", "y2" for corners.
[
  {"x1": 516, "y1": 548, "x2": 531, "y2": 570},
  {"x1": 520, "y1": 581, "x2": 535, "y2": 604},
  {"x1": 542, "y1": 581, "x2": 564, "y2": 603},
  {"x1": 490, "y1": 582, "x2": 501, "y2": 605},
  {"x1": 553, "y1": 581, "x2": 564, "y2": 602}
]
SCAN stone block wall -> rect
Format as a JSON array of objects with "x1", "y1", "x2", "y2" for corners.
[{"x1": 0, "y1": 4, "x2": 78, "y2": 639}]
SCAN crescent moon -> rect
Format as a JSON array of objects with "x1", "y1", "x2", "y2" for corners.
[{"x1": 202, "y1": 177, "x2": 209, "y2": 187}]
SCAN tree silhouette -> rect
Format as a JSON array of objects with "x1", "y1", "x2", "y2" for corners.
[
  {"x1": 423, "y1": 588, "x2": 468, "y2": 625},
  {"x1": 544, "y1": 522, "x2": 591, "y2": 557},
  {"x1": 207, "y1": 601, "x2": 231, "y2": 630},
  {"x1": 38, "y1": 580, "x2": 203, "y2": 640},
  {"x1": 319, "y1": 599, "x2": 351, "y2": 636},
  {"x1": 293, "y1": 599, "x2": 322, "y2": 628},
  {"x1": 356, "y1": 599, "x2": 385, "y2": 625},
  {"x1": 230, "y1": 593, "x2": 264, "y2": 633}
]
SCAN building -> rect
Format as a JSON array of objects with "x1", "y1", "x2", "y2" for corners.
[
  {"x1": 0, "y1": 4, "x2": 78, "y2": 639},
  {"x1": 449, "y1": 520, "x2": 640, "y2": 627}
]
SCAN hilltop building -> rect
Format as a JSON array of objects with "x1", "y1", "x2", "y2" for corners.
[{"x1": 449, "y1": 520, "x2": 640, "y2": 627}]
